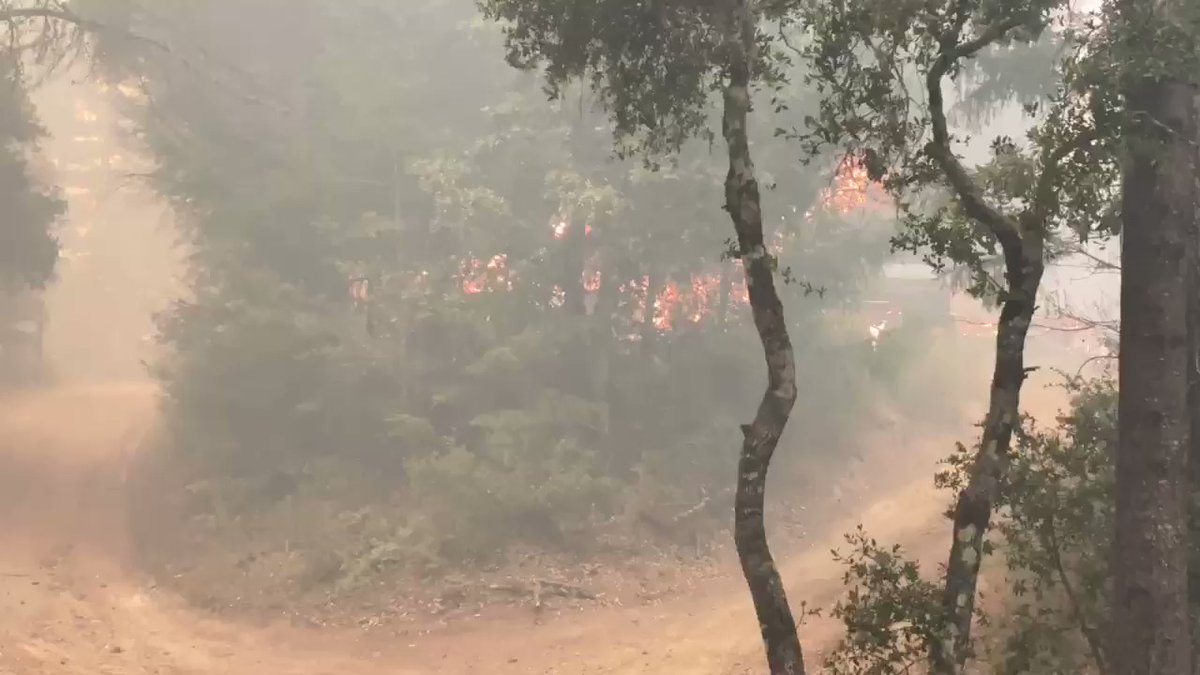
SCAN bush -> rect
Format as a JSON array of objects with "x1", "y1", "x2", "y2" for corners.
[
  {"x1": 405, "y1": 394, "x2": 617, "y2": 559},
  {"x1": 824, "y1": 378, "x2": 1117, "y2": 674}
]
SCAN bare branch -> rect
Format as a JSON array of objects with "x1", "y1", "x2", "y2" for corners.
[{"x1": 1079, "y1": 248, "x2": 1120, "y2": 273}]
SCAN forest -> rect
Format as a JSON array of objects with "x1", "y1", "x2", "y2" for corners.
[{"x1": 0, "y1": 0, "x2": 1194, "y2": 674}]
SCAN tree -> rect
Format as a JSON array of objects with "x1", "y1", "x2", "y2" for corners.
[
  {"x1": 0, "y1": 60, "x2": 61, "y2": 293},
  {"x1": 478, "y1": 0, "x2": 821, "y2": 669},
  {"x1": 0, "y1": 7, "x2": 71, "y2": 384},
  {"x1": 4, "y1": 0, "x2": 973, "y2": 659},
  {"x1": 1108, "y1": 0, "x2": 1198, "y2": 669},
  {"x1": 63, "y1": 0, "x2": 910, "y2": 585},
  {"x1": 828, "y1": 345, "x2": 1180, "y2": 672},
  {"x1": 0, "y1": 2, "x2": 99, "y2": 294},
  {"x1": 790, "y1": 1, "x2": 1123, "y2": 669}
]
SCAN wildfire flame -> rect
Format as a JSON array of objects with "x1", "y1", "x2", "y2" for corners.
[
  {"x1": 618, "y1": 272, "x2": 737, "y2": 332},
  {"x1": 582, "y1": 269, "x2": 602, "y2": 293},
  {"x1": 381, "y1": 170, "x2": 890, "y2": 334},
  {"x1": 685, "y1": 274, "x2": 722, "y2": 324},
  {"x1": 819, "y1": 157, "x2": 888, "y2": 215},
  {"x1": 552, "y1": 221, "x2": 595, "y2": 240},
  {"x1": 459, "y1": 254, "x2": 511, "y2": 294},
  {"x1": 655, "y1": 281, "x2": 681, "y2": 331}
]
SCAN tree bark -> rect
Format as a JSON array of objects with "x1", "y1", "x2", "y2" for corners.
[
  {"x1": 1112, "y1": 77, "x2": 1195, "y2": 675},
  {"x1": 923, "y1": 39, "x2": 1050, "y2": 673},
  {"x1": 1189, "y1": 89, "x2": 1200, "y2": 672},
  {"x1": 722, "y1": 1, "x2": 805, "y2": 673},
  {"x1": 931, "y1": 231, "x2": 1044, "y2": 674}
]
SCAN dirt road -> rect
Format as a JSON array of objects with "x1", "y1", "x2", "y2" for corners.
[{"x1": 0, "y1": 382, "x2": 1003, "y2": 674}]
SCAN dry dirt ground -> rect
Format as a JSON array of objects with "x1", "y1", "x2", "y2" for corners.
[{"x1": 0, "y1": 381, "x2": 1067, "y2": 674}]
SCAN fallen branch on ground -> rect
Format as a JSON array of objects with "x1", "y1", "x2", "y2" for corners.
[{"x1": 488, "y1": 578, "x2": 600, "y2": 608}]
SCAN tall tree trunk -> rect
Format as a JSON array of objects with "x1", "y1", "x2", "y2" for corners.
[
  {"x1": 561, "y1": 215, "x2": 587, "y2": 316},
  {"x1": 1189, "y1": 89, "x2": 1200, "y2": 667},
  {"x1": 722, "y1": 1, "x2": 805, "y2": 673},
  {"x1": 640, "y1": 271, "x2": 659, "y2": 357},
  {"x1": 931, "y1": 231, "x2": 1045, "y2": 674},
  {"x1": 920, "y1": 38, "x2": 1062, "y2": 672},
  {"x1": 717, "y1": 260, "x2": 733, "y2": 327},
  {"x1": 557, "y1": 214, "x2": 592, "y2": 399},
  {"x1": 1113, "y1": 75, "x2": 1195, "y2": 675}
]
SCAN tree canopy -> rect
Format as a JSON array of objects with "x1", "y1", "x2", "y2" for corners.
[{"x1": 47, "y1": 0, "x2": 926, "y2": 573}]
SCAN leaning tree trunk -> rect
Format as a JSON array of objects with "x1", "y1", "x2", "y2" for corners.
[
  {"x1": 1112, "y1": 76, "x2": 1195, "y2": 675},
  {"x1": 722, "y1": 1, "x2": 805, "y2": 673},
  {"x1": 931, "y1": 231, "x2": 1044, "y2": 674}
]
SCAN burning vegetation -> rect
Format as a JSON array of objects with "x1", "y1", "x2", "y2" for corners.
[{"x1": 429, "y1": 158, "x2": 888, "y2": 335}]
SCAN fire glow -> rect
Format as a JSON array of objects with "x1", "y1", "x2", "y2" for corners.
[
  {"x1": 819, "y1": 157, "x2": 888, "y2": 215},
  {"x1": 441, "y1": 160, "x2": 885, "y2": 330},
  {"x1": 459, "y1": 254, "x2": 511, "y2": 294}
]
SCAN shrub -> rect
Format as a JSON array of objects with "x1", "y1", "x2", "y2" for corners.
[{"x1": 824, "y1": 378, "x2": 1117, "y2": 674}]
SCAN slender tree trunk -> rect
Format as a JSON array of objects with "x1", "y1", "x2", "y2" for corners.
[
  {"x1": 722, "y1": 1, "x2": 804, "y2": 673},
  {"x1": 561, "y1": 215, "x2": 587, "y2": 316},
  {"x1": 931, "y1": 232, "x2": 1044, "y2": 674},
  {"x1": 1113, "y1": 76, "x2": 1195, "y2": 675},
  {"x1": 592, "y1": 254, "x2": 619, "y2": 401},
  {"x1": 640, "y1": 271, "x2": 659, "y2": 356},
  {"x1": 717, "y1": 260, "x2": 733, "y2": 327},
  {"x1": 557, "y1": 214, "x2": 592, "y2": 399}
]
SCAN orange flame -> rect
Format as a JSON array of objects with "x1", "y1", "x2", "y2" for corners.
[
  {"x1": 459, "y1": 254, "x2": 510, "y2": 294},
  {"x1": 684, "y1": 274, "x2": 722, "y2": 324},
  {"x1": 432, "y1": 227, "x2": 758, "y2": 333},
  {"x1": 583, "y1": 269, "x2": 602, "y2": 293},
  {"x1": 655, "y1": 281, "x2": 681, "y2": 331},
  {"x1": 819, "y1": 157, "x2": 888, "y2": 215},
  {"x1": 552, "y1": 221, "x2": 595, "y2": 240}
]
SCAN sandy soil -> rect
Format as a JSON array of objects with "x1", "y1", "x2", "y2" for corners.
[{"x1": 0, "y1": 379, "x2": 1068, "y2": 674}]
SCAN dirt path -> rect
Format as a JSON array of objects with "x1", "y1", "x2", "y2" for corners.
[{"x1": 0, "y1": 382, "x2": 1036, "y2": 674}]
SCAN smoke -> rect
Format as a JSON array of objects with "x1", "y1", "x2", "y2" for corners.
[{"x1": 31, "y1": 73, "x2": 184, "y2": 385}]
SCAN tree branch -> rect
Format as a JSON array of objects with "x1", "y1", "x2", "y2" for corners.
[
  {"x1": 949, "y1": 15, "x2": 1030, "y2": 61},
  {"x1": 1042, "y1": 513, "x2": 1110, "y2": 673},
  {"x1": 924, "y1": 17, "x2": 1030, "y2": 253},
  {"x1": 1, "y1": 6, "x2": 94, "y2": 28},
  {"x1": 1033, "y1": 127, "x2": 1101, "y2": 221},
  {"x1": 0, "y1": 5, "x2": 169, "y2": 52}
]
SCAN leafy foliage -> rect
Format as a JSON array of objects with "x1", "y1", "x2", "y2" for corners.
[
  {"x1": 0, "y1": 61, "x2": 62, "y2": 292},
  {"x1": 70, "y1": 0, "x2": 939, "y2": 572},
  {"x1": 826, "y1": 378, "x2": 1118, "y2": 674},
  {"x1": 783, "y1": 1, "x2": 1127, "y2": 668},
  {"x1": 788, "y1": 0, "x2": 1122, "y2": 296},
  {"x1": 983, "y1": 379, "x2": 1114, "y2": 674},
  {"x1": 824, "y1": 527, "x2": 946, "y2": 674}
]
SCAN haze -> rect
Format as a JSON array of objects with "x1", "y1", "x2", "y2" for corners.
[{"x1": 0, "y1": 3, "x2": 1123, "y2": 674}]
